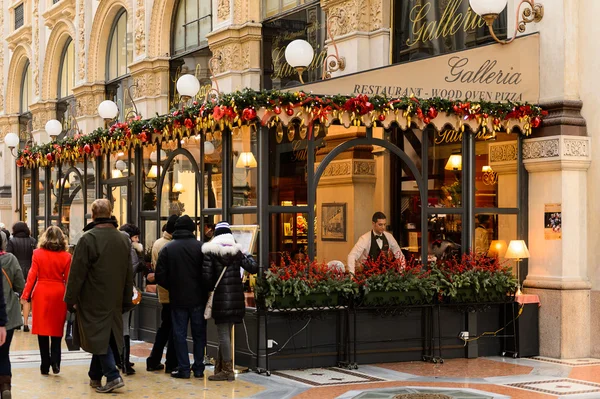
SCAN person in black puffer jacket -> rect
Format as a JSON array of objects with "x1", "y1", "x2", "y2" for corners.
[
  {"x1": 7, "y1": 221, "x2": 36, "y2": 333},
  {"x1": 202, "y1": 221, "x2": 258, "y2": 382},
  {"x1": 155, "y1": 215, "x2": 207, "y2": 379}
]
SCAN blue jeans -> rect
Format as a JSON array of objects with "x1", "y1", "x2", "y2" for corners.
[
  {"x1": 88, "y1": 333, "x2": 121, "y2": 382},
  {"x1": 171, "y1": 306, "x2": 207, "y2": 376}
]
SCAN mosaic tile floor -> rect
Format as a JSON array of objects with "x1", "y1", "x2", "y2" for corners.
[{"x1": 9, "y1": 328, "x2": 600, "y2": 398}]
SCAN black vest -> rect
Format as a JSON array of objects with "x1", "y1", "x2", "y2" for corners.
[{"x1": 369, "y1": 231, "x2": 390, "y2": 260}]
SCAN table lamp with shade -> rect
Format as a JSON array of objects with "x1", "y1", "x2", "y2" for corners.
[
  {"x1": 488, "y1": 240, "x2": 507, "y2": 258},
  {"x1": 504, "y1": 240, "x2": 530, "y2": 296}
]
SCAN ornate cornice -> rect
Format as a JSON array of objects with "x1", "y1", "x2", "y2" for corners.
[
  {"x1": 42, "y1": 0, "x2": 75, "y2": 30},
  {"x1": 523, "y1": 135, "x2": 591, "y2": 172},
  {"x1": 6, "y1": 25, "x2": 32, "y2": 51},
  {"x1": 318, "y1": 159, "x2": 376, "y2": 185}
]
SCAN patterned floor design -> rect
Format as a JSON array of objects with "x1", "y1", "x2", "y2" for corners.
[
  {"x1": 272, "y1": 367, "x2": 385, "y2": 386},
  {"x1": 529, "y1": 357, "x2": 600, "y2": 366},
  {"x1": 505, "y1": 378, "x2": 600, "y2": 395}
]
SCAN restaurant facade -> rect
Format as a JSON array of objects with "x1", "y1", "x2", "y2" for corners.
[{"x1": 0, "y1": 0, "x2": 597, "y2": 363}]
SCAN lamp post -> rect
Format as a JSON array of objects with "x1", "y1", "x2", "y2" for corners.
[
  {"x1": 98, "y1": 100, "x2": 120, "y2": 123},
  {"x1": 505, "y1": 240, "x2": 530, "y2": 295},
  {"x1": 469, "y1": 0, "x2": 544, "y2": 45}
]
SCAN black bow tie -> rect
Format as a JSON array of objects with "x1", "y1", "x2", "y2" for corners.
[{"x1": 375, "y1": 235, "x2": 383, "y2": 240}]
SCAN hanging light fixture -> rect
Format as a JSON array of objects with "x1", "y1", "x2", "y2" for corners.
[{"x1": 469, "y1": 0, "x2": 544, "y2": 45}]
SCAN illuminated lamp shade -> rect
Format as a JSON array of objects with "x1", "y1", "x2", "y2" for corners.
[
  {"x1": 173, "y1": 182, "x2": 184, "y2": 193},
  {"x1": 444, "y1": 154, "x2": 462, "y2": 171},
  {"x1": 284, "y1": 39, "x2": 314, "y2": 68},
  {"x1": 482, "y1": 165, "x2": 493, "y2": 173},
  {"x1": 488, "y1": 240, "x2": 507, "y2": 258},
  {"x1": 112, "y1": 168, "x2": 124, "y2": 179},
  {"x1": 176, "y1": 74, "x2": 200, "y2": 98},
  {"x1": 204, "y1": 141, "x2": 215, "y2": 155},
  {"x1": 45, "y1": 119, "x2": 63, "y2": 139},
  {"x1": 147, "y1": 165, "x2": 159, "y2": 178},
  {"x1": 468, "y1": 0, "x2": 508, "y2": 16},
  {"x1": 236, "y1": 152, "x2": 257, "y2": 169},
  {"x1": 98, "y1": 100, "x2": 119, "y2": 120},
  {"x1": 149, "y1": 150, "x2": 167, "y2": 163},
  {"x1": 4, "y1": 133, "x2": 19, "y2": 149},
  {"x1": 505, "y1": 240, "x2": 530, "y2": 260}
]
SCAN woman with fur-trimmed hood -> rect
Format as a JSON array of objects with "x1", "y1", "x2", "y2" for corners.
[{"x1": 202, "y1": 221, "x2": 258, "y2": 382}]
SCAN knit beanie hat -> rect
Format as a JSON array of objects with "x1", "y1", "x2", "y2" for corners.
[
  {"x1": 214, "y1": 221, "x2": 232, "y2": 237},
  {"x1": 165, "y1": 214, "x2": 179, "y2": 234},
  {"x1": 174, "y1": 215, "x2": 195, "y2": 232}
]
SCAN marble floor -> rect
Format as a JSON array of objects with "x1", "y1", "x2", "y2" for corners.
[{"x1": 8, "y1": 328, "x2": 600, "y2": 398}]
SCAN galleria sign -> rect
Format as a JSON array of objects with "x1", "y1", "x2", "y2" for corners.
[{"x1": 296, "y1": 35, "x2": 540, "y2": 104}]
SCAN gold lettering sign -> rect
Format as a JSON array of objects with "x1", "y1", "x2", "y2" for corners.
[
  {"x1": 434, "y1": 129, "x2": 494, "y2": 144},
  {"x1": 291, "y1": 140, "x2": 308, "y2": 161},
  {"x1": 406, "y1": 0, "x2": 485, "y2": 47}
]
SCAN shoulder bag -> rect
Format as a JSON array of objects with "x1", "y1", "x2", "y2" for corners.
[{"x1": 204, "y1": 266, "x2": 227, "y2": 320}]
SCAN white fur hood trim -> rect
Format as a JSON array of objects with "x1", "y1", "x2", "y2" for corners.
[{"x1": 202, "y1": 233, "x2": 244, "y2": 256}]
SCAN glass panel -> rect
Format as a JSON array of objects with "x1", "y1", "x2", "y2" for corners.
[
  {"x1": 117, "y1": 13, "x2": 128, "y2": 78},
  {"x1": 282, "y1": 0, "x2": 297, "y2": 12},
  {"x1": 428, "y1": 213, "x2": 462, "y2": 260},
  {"x1": 108, "y1": 25, "x2": 118, "y2": 80},
  {"x1": 200, "y1": 213, "x2": 222, "y2": 241},
  {"x1": 185, "y1": 0, "x2": 199, "y2": 49},
  {"x1": 160, "y1": 154, "x2": 197, "y2": 218},
  {"x1": 37, "y1": 168, "x2": 46, "y2": 217},
  {"x1": 268, "y1": 123, "x2": 311, "y2": 206},
  {"x1": 36, "y1": 220, "x2": 45, "y2": 239},
  {"x1": 232, "y1": 126, "x2": 258, "y2": 207},
  {"x1": 142, "y1": 144, "x2": 158, "y2": 211},
  {"x1": 61, "y1": 167, "x2": 85, "y2": 245},
  {"x1": 59, "y1": 40, "x2": 74, "y2": 98},
  {"x1": 111, "y1": 185, "x2": 128, "y2": 226},
  {"x1": 475, "y1": 132, "x2": 518, "y2": 208},
  {"x1": 20, "y1": 63, "x2": 31, "y2": 113},
  {"x1": 22, "y1": 170, "x2": 32, "y2": 228},
  {"x1": 173, "y1": 0, "x2": 186, "y2": 54},
  {"x1": 269, "y1": 212, "x2": 309, "y2": 265},
  {"x1": 474, "y1": 213, "x2": 518, "y2": 272},
  {"x1": 50, "y1": 166, "x2": 60, "y2": 217},
  {"x1": 85, "y1": 159, "x2": 96, "y2": 216},
  {"x1": 109, "y1": 150, "x2": 130, "y2": 179},
  {"x1": 143, "y1": 219, "x2": 158, "y2": 293},
  {"x1": 428, "y1": 129, "x2": 462, "y2": 208},
  {"x1": 203, "y1": 132, "x2": 223, "y2": 209},
  {"x1": 265, "y1": 0, "x2": 278, "y2": 17}
]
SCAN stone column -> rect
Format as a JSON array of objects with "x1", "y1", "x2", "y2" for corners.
[
  {"x1": 0, "y1": 116, "x2": 23, "y2": 225},
  {"x1": 523, "y1": 136, "x2": 591, "y2": 358},
  {"x1": 29, "y1": 101, "x2": 57, "y2": 143},
  {"x1": 321, "y1": 0, "x2": 389, "y2": 77},
  {"x1": 72, "y1": 84, "x2": 105, "y2": 134}
]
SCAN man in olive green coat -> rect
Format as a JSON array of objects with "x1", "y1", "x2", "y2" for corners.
[{"x1": 65, "y1": 199, "x2": 133, "y2": 394}]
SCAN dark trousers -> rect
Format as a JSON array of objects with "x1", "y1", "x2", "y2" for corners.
[
  {"x1": 147, "y1": 303, "x2": 177, "y2": 369},
  {"x1": 171, "y1": 306, "x2": 207, "y2": 376},
  {"x1": 88, "y1": 333, "x2": 121, "y2": 382},
  {"x1": 38, "y1": 336, "x2": 62, "y2": 372},
  {"x1": 0, "y1": 329, "x2": 15, "y2": 376}
]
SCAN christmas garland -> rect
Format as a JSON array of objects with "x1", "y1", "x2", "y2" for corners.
[{"x1": 15, "y1": 88, "x2": 546, "y2": 168}]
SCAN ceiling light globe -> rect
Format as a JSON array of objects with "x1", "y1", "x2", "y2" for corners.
[
  {"x1": 176, "y1": 74, "x2": 201, "y2": 98},
  {"x1": 4, "y1": 132, "x2": 19, "y2": 149},
  {"x1": 45, "y1": 119, "x2": 63, "y2": 139},
  {"x1": 469, "y1": 0, "x2": 508, "y2": 16},
  {"x1": 204, "y1": 141, "x2": 215, "y2": 155},
  {"x1": 285, "y1": 39, "x2": 314, "y2": 68},
  {"x1": 98, "y1": 100, "x2": 119, "y2": 120}
]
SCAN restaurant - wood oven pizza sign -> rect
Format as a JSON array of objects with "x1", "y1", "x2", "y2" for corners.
[{"x1": 297, "y1": 34, "x2": 539, "y2": 104}]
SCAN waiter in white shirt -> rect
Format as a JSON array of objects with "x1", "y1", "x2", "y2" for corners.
[{"x1": 347, "y1": 212, "x2": 406, "y2": 273}]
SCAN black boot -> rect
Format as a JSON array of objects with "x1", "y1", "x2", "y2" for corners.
[
  {"x1": 0, "y1": 375, "x2": 11, "y2": 399},
  {"x1": 122, "y1": 336, "x2": 135, "y2": 375}
]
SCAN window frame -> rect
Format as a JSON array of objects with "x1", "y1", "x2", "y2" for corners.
[
  {"x1": 58, "y1": 37, "x2": 74, "y2": 100},
  {"x1": 170, "y1": 0, "x2": 213, "y2": 57}
]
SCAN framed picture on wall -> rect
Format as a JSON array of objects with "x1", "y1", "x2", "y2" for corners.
[
  {"x1": 230, "y1": 225, "x2": 259, "y2": 255},
  {"x1": 321, "y1": 203, "x2": 346, "y2": 241}
]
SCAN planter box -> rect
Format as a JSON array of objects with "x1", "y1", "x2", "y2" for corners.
[
  {"x1": 362, "y1": 289, "x2": 431, "y2": 306},
  {"x1": 272, "y1": 292, "x2": 339, "y2": 309}
]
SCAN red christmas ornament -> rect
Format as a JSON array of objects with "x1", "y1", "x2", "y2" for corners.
[
  {"x1": 139, "y1": 132, "x2": 148, "y2": 142},
  {"x1": 378, "y1": 114, "x2": 386, "y2": 122},
  {"x1": 46, "y1": 153, "x2": 54, "y2": 162},
  {"x1": 242, "y1": 107, "x2": 257, "y2": 121},
  {"x1": 83, "y1": 144, "x2": 92, "y2": 154},
  {"x1": 531, "y1": 116, "x2": 542, "y2": 128},
  {"x1": 213, "y1": 106, "x2": 224, "y2": 121},
  {"x1": 16, "y1": 158, "x2": 23, "y2": 167},
  {"x1": 423, "y1": 117, "x2": 431, "y2": 124},
  {"x1": 184, "y1": 118, "x2": 194, "y2": 129},
  {"x1": 274, "y1": 106, "x2": 281, "y2": 115},
  {"x1": 286, "y1": 107, "x2": 294, "y2": 116},
  {"x1": 427, "y1": 107, "x2": 438, "y2": 119},
  {"x1": 493, "y1": 118, "x2": 501, "y2": 125}
]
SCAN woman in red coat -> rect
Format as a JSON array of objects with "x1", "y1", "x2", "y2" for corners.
[{"x1": 21, "y1": 226, "x2": 71, "y2": 375}]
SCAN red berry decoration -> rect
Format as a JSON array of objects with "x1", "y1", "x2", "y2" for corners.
[
  {"x1": 531, "y1": 116, "x2": 541, "y2": 128},
  {"x1": 184, "y1": 118, "x2": 194, "y2": 129},
  {"x1": 286, "y1": 107, "x2": 294, "y2": 116},
  {"x1": 274, "y1": 106, "x2": 281, "y2": 115},
  {"x1": 139, "y1": 132, "x2": 148, "y2": 142},
  {"x1": 427, "y1": 107, "x2": 438, "y2": 119},
  {"x1": 423, "y1": 117, "x2": 431, "y2": 124},
  {"x1": 83, "y1": 144, "x2": 92, "y2": 154}
]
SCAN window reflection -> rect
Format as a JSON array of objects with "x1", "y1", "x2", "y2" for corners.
[
  {"x1": 160, "y1": 154, "x2": 199, "y2": 219},
  {"x1": 142, "y1": 144, "x2": 159, "y2": 211},
  {"x1": 203, "y1": 132, "x2": 222, "y2": 209},
  {"x1": 428, "y1": 129, "x2": 462, "y2": 208},
  {"x1": 475, "y1": 132, "x2": 517, "y2": 208},
  {"x1": 428, "y1": 214, "x2": 462, "y2": 260},
  {"x1": 60, "y1": 166, "x2": 85, "y2": 245},
  {"x1": 232, "y1": 126, "x2": 257, "y2": 207}
]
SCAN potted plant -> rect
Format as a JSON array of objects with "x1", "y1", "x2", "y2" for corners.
[
  {"x1": 354, "y1": 253, "x2": 437, "y2": 306},
  {"x1": 255, "y1": 256, "x2": 358, "y2": 310},
  {"x1": 432, "y1": 253, "x2": 517, "y2": 303}
]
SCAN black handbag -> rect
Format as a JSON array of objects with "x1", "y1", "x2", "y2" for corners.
[{"x1": 65, "y1": 311, "x2": 80, "y2": 351}]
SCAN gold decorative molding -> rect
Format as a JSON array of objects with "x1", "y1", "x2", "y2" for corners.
[
  {"x1": 42, "y1": 0, "x2": 75, "y2": 30},
  {"x1": 77, "y1": 0, "x2": 85, "y2": 81},
  {"x1": 135, "y1": 0, "x2": 146, "y2": 56}
]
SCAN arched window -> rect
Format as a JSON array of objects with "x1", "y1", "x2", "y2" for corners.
[
  {"x1": 20, "y1": 61, "x2": 31, "y2": 114},
  {"x1": 106, "y1": 9, "x2": 133, "y2": 122},
  {"x1": 172, "y1": 0, "x2": 212, "y2": 55},
  {"x1": 107, "y1": 9, "x2": 131, "y2": 81},
  {"x1": 58, "y1": 38, "x2": 75, "y2": 99}
]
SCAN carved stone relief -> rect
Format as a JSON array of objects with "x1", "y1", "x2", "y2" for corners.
[
  {"x1": 135, "y1": 0, "x2": 146, "y2": 56},
  {"x1": 321, "y1": 160, "x2": 376, "y2": 177},
  {"x1": 522, "y1": 139, "x2": 559, "y2": 160},
  {"x1": 563, "y1": 139, "x2": 589, "y2": 157},
  {"x1": 327, "y1": 0, "x2": 370, "y2": 38},
  {"x1": 322, "y1": 161, "x2": 352, "y2": 177},
  {"x1": 217, "y1": 0, "x2": 230, "y2": 22},
  {"x1": 32, "y1": 0, "x2": 40, "y2": 97},
  {"x1": 77, "y1": 0, "x2": 86, "y2": 81},
  {"x1": 212, "y1": 43, "x2": 243, "y2": 74},
  {"x1": 489, "y1": 143, "x2": 518, "y2": 163},
  {"x1": 353, "y1": 160, "x2": 375, "y2": 175}
]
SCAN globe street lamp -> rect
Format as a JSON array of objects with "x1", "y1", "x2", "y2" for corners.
[
  {"x1": 45, "y1": 119, "x2": 63, "y2": 141},
  {"x1": 4, "y1": 132, "x2": 20, "y2": 157},
  {"x1": 284, "y1": 39, "x2": 315, "y2": 84}
]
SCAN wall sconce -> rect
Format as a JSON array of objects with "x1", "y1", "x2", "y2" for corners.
[
  {"x1": 444, "y1": 153, "x2": 462, "y2": 171},
  {"x1": 173, "y1": 182, "x2": 184, "y2": 193},
  {"x1": 4, "y1": 132, "x2": 20, "y2": 157},
  {"x1": 482, "y1": 165, "x2": 498, "y2": 185},
  {"x1": 284, "y1": 39, "x2": 314, "y2": 84},
  {"x1": 44, "y1": 119, "x2": 63, "y2": 141},
  {"x1": 505, "y1": 239, "x2": 530, "y2": 295},
  {"x1": 322, "y1": 13, "x2": 347, "y2": 79},
  {"x1": 176, "y1": 74, "x2": 201, "y2": 104},
  {"x1": 469, "y1": 0, "x2": 544, "y2": 45},
  {"x1": 147, "y1": 165, "x2": 160, "y2": 179}
]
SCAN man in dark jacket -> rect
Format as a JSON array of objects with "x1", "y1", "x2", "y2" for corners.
[
  {"x1": 7, "y1": 221, "x2": 36, "y2": 332},
  {"x1": 64, "y1": 199, "x2": 133, "y2": 394},
  {"x1": 155, "y1": 215, "x2": 207, "y2": 379}
]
